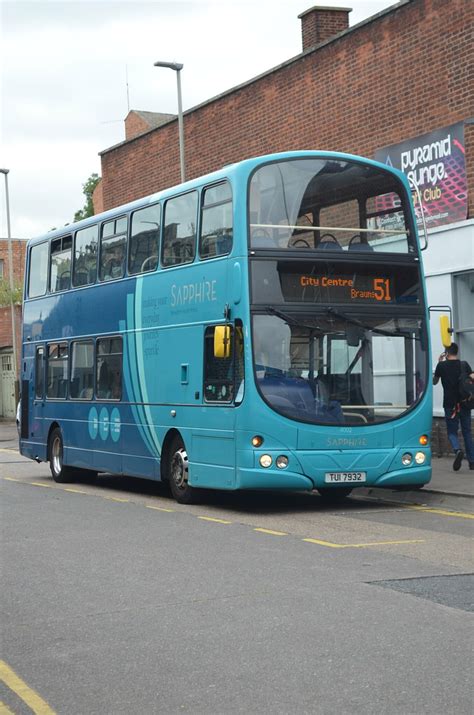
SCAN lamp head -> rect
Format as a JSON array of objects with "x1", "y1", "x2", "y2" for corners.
[{"x1": 154, "y1": 61, "x2": 183, "y2": 71}]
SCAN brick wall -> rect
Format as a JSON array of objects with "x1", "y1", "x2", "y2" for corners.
[
  {"x1": 0, "y1": 239, "x2": 27, "y2": 374},
  {"x1": 299, "y1": 6, "x2": 351, "y2": 50},
  {"x1": 99, "y1": 0, "x2": 473, "y2": 218}
]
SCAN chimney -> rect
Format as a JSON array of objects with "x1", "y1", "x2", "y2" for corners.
[{"x1": 298, "y1": 6, "x2": 352, "y2": 51}]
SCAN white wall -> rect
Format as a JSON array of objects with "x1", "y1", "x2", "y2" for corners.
[{"x1": 422, "y1": 219, "x2": 474, "y2": 415}]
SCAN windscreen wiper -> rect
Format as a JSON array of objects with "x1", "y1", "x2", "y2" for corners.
[
  {"x1": 265, "y1": 307, "x2": 322, "y2": 333},
  {"x1": 324, "y1": 307, "x2": 397, "y2": 338}
]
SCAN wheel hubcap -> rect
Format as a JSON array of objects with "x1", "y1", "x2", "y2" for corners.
[
  {"x1": 170, "y1": 448, "x2": 188, "y2": 490},
  {"x1": 51, "y1": 436, "x2": 62, "y2": 475}
]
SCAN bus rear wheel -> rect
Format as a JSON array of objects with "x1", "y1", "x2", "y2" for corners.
[
  {"x1": 49, "y1": 427, "x2": 75, "y2": 484},
  {"x1": 317, "y1": 487, "x2": 353, "y2": 501},
  {"x1": 167, "y1": 436, "x2": 199, "y2": 504}
]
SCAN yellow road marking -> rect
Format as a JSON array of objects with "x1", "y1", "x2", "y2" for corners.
[
  {"x1": 302, "y1": 538, "x2": 425, "y2": 548},
  {"x1": 146, "y1": 505, "x2": 175, "y2": 513},
  {"x1": 0, "y1": 701, "x2": 15, "y2": 715},
  {"x1": 4, "y1": 477, "x2": 22, "y2": 482},
  {"x1": 103, "y1": 496, "x2": 130, "y2": 502},
  {"x1": 29, "y1": 482, "x2": 54, "y2": 488},
  {"x1": 0, "y1": 660, "x2": 56, "y2": 715},
  {"x1": 254, "y1": 528, "x2": 288, "y2": 536},
  {"x1": 198, "y1": 516, "x2": 232, "y2": 524},
  {"x1": 409, "y1": 506, "x2": 474, "y2": 520},
  {"x1": 64, "y1": 488, "x2": 88, "y2": 494}
]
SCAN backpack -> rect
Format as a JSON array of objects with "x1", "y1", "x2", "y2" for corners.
[{"x1": 458, "y1": 361, "x2": 474, "y2": 409}]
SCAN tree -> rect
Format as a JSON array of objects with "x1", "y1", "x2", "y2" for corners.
[{"x1": 74, "y1": 173, "x2": 101, "y2": 222}]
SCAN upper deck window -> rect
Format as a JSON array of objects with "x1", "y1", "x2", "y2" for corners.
[
  {"x1": 99, "y1": 216, "x2": 128, "y2": 282},
  {"x1": 50, "y1": 235, "x2": 72, "y2": 292},
  {"x1": 161, "y1": 191, "x2": 197, "y2": 267},
  {"x1": 128, "y1": 203, "x2": 160, "y2": 275},
  {"x1": 28, "y1": 242, "x2": 49, "y2": 298},
  {"x1": 249, "y1": 158, "x2": 415, "y2": 254},
  {"x1": 199, "y1": 182, "x2": 233, "y2": 259},
  {"x1": 73, "y1": 225, "x2": 98, "y2": 287}
]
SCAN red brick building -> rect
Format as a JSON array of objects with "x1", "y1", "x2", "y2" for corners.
[
  {"x1": 0, "y1": 239, "x2": 26, "y2": 416},
  {"x1": 97, "y1": 0, "x2": 473, "y2": 217}
]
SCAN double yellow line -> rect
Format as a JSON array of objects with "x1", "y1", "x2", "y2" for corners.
[{"x1": 0, "y1": 660, "x2": 55, "y2": 714}]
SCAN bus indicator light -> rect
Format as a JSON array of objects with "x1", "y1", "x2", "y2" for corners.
[
  {"x1": 419, "y1": 435, "x2": 429, "y2": 446},
  {"x1": 252, "y1": 435, "x2": 263, "y2": 447}
]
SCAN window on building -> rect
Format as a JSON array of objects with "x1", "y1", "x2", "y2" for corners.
[
  {"x1": 28, "y1": 242, "x2": 49, "y2": 298},
  {"x1": 129, "y1": 203, "x2": 160, "y2": 275},
  {"x1": 0, "y1": 259, "x2": 4, "y2": 278},
  {"x1": 99, "y1": 217, "x2": 127, "y2": 282},
  {"x1": 453, "y1": 270, "x2": 474, "y2": 360},
  {"x1": 96, "y1": 337, "x2": 123, "y2": 400},
  {"x1": 73, "y1": 225, "x2": 98, "y2": 286},
  {"x1": 200, "y1": 182, "x2": 233, "y2": 259},
  {"x1": 35, "y1": 347, "x2": 45, "y2": 399},
  {"x1": 50, "y1": 235, "x2": 72, "y2": 292},
  {"x1": 46, "y1": 343, "x2": 68, "y2": 399},
  {"x1": 69, "y1": 341, "x2": 94, "y2": 399},
  {"x1": 161, "y1": 192, "x2": 197, "y2": 267}
]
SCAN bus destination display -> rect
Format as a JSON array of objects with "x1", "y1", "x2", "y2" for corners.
[{"x1": 280, "y1": 272, "x2": 394, "y2": 304}]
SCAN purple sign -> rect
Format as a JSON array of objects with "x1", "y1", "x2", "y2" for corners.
[{"x1": 375, "y1": 122, "x2": 467, "y2": 229}]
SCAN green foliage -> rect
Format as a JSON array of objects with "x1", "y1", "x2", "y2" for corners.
[
  {"x1": 0, "y1": 278, "x2": 23, "y2": 307},
  {"x1": 74, "y1": 173, "x2": 101, "y2": 222}
]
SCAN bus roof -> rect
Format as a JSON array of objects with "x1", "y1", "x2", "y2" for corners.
[{"x1": 28, "y1": 150, "x2": 409, "y2": 247}]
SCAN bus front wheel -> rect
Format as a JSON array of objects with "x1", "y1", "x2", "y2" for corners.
[
  {"x1": 49, "y1": 428, "x2": 75, "y2": 484},
  {"x1": 167, "y1": 436, "x2": 199, "y2": 504}
]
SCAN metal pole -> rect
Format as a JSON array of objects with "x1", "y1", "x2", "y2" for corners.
[
  {"x1": 153, "y1": 61, "x2": 186, "y2": 183},
  {"x1": 0, "y1": 169, "x2": 18, "y2": 397},
  {"x1": 175, "y1": 68, "x2": 185, "y2": 183}
]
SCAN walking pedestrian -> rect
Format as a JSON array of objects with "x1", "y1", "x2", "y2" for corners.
[{"x1": 433, "y1": 343, "x2": 474, "y2": 471}]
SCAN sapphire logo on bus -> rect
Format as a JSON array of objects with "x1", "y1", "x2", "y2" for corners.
[{"x1": 171, "y1": 280, "x2": 217, "y2": 306}]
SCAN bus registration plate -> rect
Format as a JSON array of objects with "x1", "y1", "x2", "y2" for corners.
[{"x1": 324, "y1": 472, "x2": 367, "y2": 483}]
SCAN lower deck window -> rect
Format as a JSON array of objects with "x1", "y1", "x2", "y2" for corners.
[
  {"x1": 46, "y1": 343, "x2": 68, "y2": 399},
  {"x1": 96, "y1": 337, "x2": 123, "y2": 400}
]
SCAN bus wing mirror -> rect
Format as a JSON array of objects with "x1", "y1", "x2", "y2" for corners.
[
  {"x1": 214, "y1": 325, "x2": 232, "y2": 359},
  {"x1": 439, "y1": 315, "x2": 452, "y2": 348}
]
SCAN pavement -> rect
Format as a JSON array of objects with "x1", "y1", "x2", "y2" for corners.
[{"x1": 1, "y1": 419, "x2": 473, "y2": 508}]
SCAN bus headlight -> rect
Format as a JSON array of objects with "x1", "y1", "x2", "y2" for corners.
[
  {"x1": 415, "y1": 452, "x2": 426, "y2": 465},
  {"x1": 259, "y1": 454, "x2": 272, "y2": 468},
  {"x1": 402, "y1": 453, "x2": 413, "y2": 466},
  {"x1": 276, "y1": 455, "x2": 288, "y2": 469}
]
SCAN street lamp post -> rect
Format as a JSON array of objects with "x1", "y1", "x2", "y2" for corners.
[
  {"x1": 153, "y1": 61, "x2": 185, "y2": 183},
  {"x1": 0, "y1": 168, "x2": 18, "y2": 401}
]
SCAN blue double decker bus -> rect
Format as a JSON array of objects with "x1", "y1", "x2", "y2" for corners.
[{"x1": 20, "y1": 151, "x2": 432, "y2": 503}]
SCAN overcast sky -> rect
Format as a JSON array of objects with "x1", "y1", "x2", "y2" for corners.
[{"x1": 1, "y1": 0, "x2": 395, "y2": 239}]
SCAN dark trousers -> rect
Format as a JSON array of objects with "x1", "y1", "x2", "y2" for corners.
[{"x1": 444, "y1": 407, "x2": 474, "y2": 463}]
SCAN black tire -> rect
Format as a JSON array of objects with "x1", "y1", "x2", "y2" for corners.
[
  {"x1": 317, "y1": 487, "x2": 353, "y2": 501},
  {"x1": 48, "y1": 427, "x2": 76, "y2": 484},
  {"x1": 167, "y1": 436, "x2": 199, "y2": 504}
]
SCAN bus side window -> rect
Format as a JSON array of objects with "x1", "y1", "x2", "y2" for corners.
[
  {"x1": 129, "y1": 203, "x2": 160, "y2": 275},
  {"x1": 203, "y1": 325, "x2": 234, "y2": 403},
  {"x1": 28, "y1": 242, "x2": 49, "y2": 298},
  {"x1": 73, "y1": 225, "x2": 98, "y2": 286},
  {"x1": 99, "y1": 217, "x2": 128, "y2": 282},
  {"x1": 50, "y1": 235, "x2": 72, "y2": 292},
  {"x1": 161, "y1": 192, "x2": 197, "y2": 267},
  {"x1": 70, "y1": 341, "x2": 94, "y2": 399},
  {"x1": 35, "y1": 346, "x2": 45, "y2": 399},
  {"x1": 46, "y1": 343, "x2": 68, "y2": 399},
  {"x1": 199, "y1": 182, "x2": 233, "y2": 259},
  {"x1": 96, "y1": 337, "x2": 123, "y2": 400}
]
